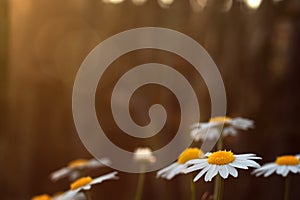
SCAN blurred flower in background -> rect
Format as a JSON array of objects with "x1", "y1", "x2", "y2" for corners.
[
  {"x1": 50, "y1": 158, "x2": 111, "y2": 182},
  {"x1": 190, "y1": 116, "x2": 254, "y2": 142}
]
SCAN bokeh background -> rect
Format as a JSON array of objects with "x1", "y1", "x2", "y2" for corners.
[{"x1": 1, "y1": 0, "x2": 300, "y2": 199}]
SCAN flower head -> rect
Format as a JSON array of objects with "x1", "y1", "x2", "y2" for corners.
[
  {"x1": 253, "y1": 154, "x2": 300, "y2": 177},
  {"x1": 59, "y1": 172, "x2": 118, "y2": 200},
  {"x1": 50, "y1": 158, "x2": 110, "y2": 182},
  {"x1": 133, "y1": 147, "x2": 156, "y2": 164},
  {"x1": 184, "y1": 150, "x2": 261, "y2": 182},
  {"x1": 190, "y1": 116, "x2": 254, "y2": 142},
  {"x1": 157, "y1": 148, "x2": 203, "y2": 180}
]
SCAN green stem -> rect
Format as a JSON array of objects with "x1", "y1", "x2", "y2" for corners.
[
  {"x1": 190, "y1": 176, "x2": 196, "y2": 200},
  {"x1": 134, "y1": 172, "x2": 145, "y2": 200},
  {"x1": 213, "y1": 175, "x2": 224, "y2": 200},
  {"x1": 217, "y1": 135, "x2": 223, "y2": 151},
  {"x1": 284, "y1": 175, "x2": 291, "y2": 200},
  {"x1": 83, "y1": 190, "x2": 92, "y2": 200}
]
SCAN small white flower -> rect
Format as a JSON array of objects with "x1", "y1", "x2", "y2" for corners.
[
  {"x1": 59, "y1": 172, "x2": 118, "y2": 200},
  {"x1": 133, "y1": 147, "x2": 156, "y2": 164},
  {"x1": 184, "y1": 150, "x2": 261, "y2": 182},
  {"x1": 190, "y1": 116, "x2": 254, "y2": 141},
  {"x1": 253, "y1": 155, "x2": 300, "y2": 177},
  {"x1": 50, "y1": 158, "x2": 110, "y2": 182},
  {"x1": 156, "y1": 148, "x2": 204, "y2": 180}
]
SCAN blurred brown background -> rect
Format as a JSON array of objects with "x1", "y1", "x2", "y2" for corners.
[{"x1": 1, "y1": 0, "x2": 300, "y2": 199}]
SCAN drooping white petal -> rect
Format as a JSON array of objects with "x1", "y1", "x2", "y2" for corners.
[
  {"x1": 288, "y1": 166, "x2": 298, "y2": 173},
  {"x1": 229, "y1": 160, "x2": 248, "y2": 170},
  {"x1": 184, "y1": 162, "x2": 208, "y2": 174},
  {"x1": 50, "y1": 167, "x2": 71, "y2": 182},
  {"x1": 91, "y1": 171, "x2": 118, "y2": 185},
  {"x1": 223, "y1": 127, "x2": 237, "y2": 136},
  {"x1": 263, "y1": 167, "x2": 277, "y2": 177},
  {"x1": 166, "y1": 164, "x2": 185, "y2": 180},
  {"x1": 186, "y1": 159, "x2": 207, "y2": 165},
  {"x1": 204, "y1": 165, "x2": 217, "y2": 182},
  {"x1": 60, "y1": 189, "x2": 81, "y2": 200},
  {"x1": 237, "y1": 158, "x2": 260, "y2": 168},
  {"x1": 230, "y1": 117, "x2": 254, "y2": 130},
  {"x1": 156, "y1": 162, "x2": 178, "y2": 178},
  {"x1": 193, "y1": 164, "x2": 210, "y2": 182},
  {"x1": 227, "y1": 165, "x2": 238, "y2": 177},
  {"x1": 282, "y1": 167, "x2": 289, "y2": 177},
  {"x1": 219, "y1": 165, "x2": 229, "y2": 179},
  {"x1": 276, "y1": 166, "x2": 286, "y2": 175},
  {"x1": 87, "y1": 158, "x2": 111, "y2": 168}
]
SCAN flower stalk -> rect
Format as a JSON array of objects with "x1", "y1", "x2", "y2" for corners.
[
  {"x1": 134, "y1": 171, "x2": 146, "y2": 200},
  {"x1": 284, "y1": 175, "x2": 291, "y2": 200},
  {"x1": 190, "y1": 175, "x2": 196, "y2": 200}
]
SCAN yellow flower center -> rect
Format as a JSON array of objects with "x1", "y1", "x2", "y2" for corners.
[
  {"x1": 70, "y1": 176, "x2": 93, "y2": 190},
  {"x1": 275, "y1": 155, "x2": 299, "y2": 166},
  {"x1": 208, "y1": 150, "x2": 235, "y2": 165},
  {"x1": 31, "y1": 194, "x2": 52, "y2": 200},
  {"x1": 178, "y1": 148, "x2": 203, "y2": 164},
  {"x1": 68, "y1": 159, "x2": 88, "y2": 168},
  {"x1": 209, "y1": 116, "x2": 232, "y2": 123}
]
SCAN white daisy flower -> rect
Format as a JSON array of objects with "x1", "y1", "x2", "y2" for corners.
[
  {"x1": 184, "y1": 150, "x2": 261, "y2": 182},
  {"x1": 156, "y1": 148, "x2": 204, "y2": 180},
  {"x1": 253, "y1": 155, "x2": 300, "y2": 177},
  {"x1": 59, "y1": 172, "x2": 118, "y2": 200},
  {"x1": 50, "y1": 158, "x2": 110, "y2": 182},
  {"x1": 190, "y1": 116, "x2": 254, "y2": 141},
  {"x1": 133, "y1": 147, "x2": 156, "y2": 164}
]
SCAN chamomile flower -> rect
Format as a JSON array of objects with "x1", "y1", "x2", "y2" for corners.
[
  {"x1": 190, "y1": 116, "x2": 254, "y2": 141},
  {"x1": 59, "y1": 172, "x2": 118, "y2": 200},
  {"x1": 184, "y1": 150, "x2": 261, "y2": 182},
  {"x1": 133, "y1": 147, "x2": 156, "y2": 164},
  {"x1": 50, "y1": 158, "x2": 110, "y2": 182},
  {"x1": 156, "y1": 148, "x2": 203, "y2": 180},
  {"x1": 253, "y1": 154, "x2": 300, "y2": 177}
]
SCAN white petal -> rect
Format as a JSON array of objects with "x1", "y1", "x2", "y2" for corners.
[
  {"x1": 206, "y1": 165, "x2": 219, "y2": 182},
  {"x1": 230, "y1": 117, "x2": 254, "y2": 130},
  {"x1": 166, "y1": 165, "x2": 185, "y2": 180},
  {"x1": 263, "y1": 167, "x2": 277, "y2": 177},
  {"x1": 186, "y1": 159, "x2": 207, "y2": 165},
  {"x1": 223, "y1": 127, "x2": 237, "y2": 136},
  {"x1": 184, "y1": 162, "x2": 208, "y2": 174},
  {"x1": 87, "y1": 158, "x2": 111, "y2": 168},
  {"x1": 91, "y1": 171, "x2": 118, "y2": 185},
  {"x1": 236, "y1": 158, "x2": 260, "y2": 168},
  {"x1": 227, "y1": 165, "x2": 238, "y2": 178},
  {"x1": 229, "y1": 161, "x2": 248, "y2": 170},
  {"x1": 193, "y1": 165, "x2": 210, "y2": 182},
  {"x1": 60, "y1": 189, "x2": 80, "y2": 200},
  {"x1": 156, "y1": 163, "x2": 178, "y2": 178},
  {"x1": 288, "y1": 166, "x2": 298, "y2": 173},
  {"x1": 276, "y1": 166, "x2": 286, "y2": 175},
  {"x1": 82, "y1": 184, "x2": 91, "y2": 190},
  {"x1": 50, "y1": 167, "x2": 71, "y2": 181},
  {"x1": 282, "y1": 167, "x2": 289, "y2": 177},
  {"x1": 204, "y1": 165, "x2": 217, "y2": 182},
  {"x1": 219, "y1": 165, "x2": 229, "y2": 179}
]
